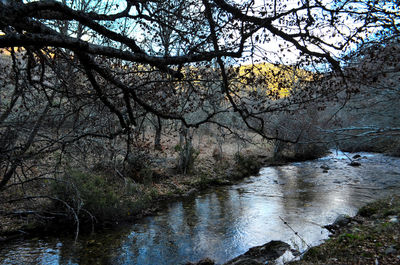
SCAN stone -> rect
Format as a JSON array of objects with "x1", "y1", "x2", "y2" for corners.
[
  {"x1": 184, "y1": 188, "x2": 197, "y2": 197},
  {"x1": 388, "y1": 216, "x2": 399, "y2": 224},
  {"x1": 223, "y1": 240, "x2": 290, "y2": 265},
  {"x1": 333, "y1": 214, "x2": 352, "y2": 227},
  {"x1": 385, "y1": 246, "x2": 397, "y2": 255},
  {"x1": 227, "y1": 258, "x2": 263, "y2": 265},
  {"x1": 320, "y1": 164, "x2": 330, "y2": 170},
  {"x1": 217, "y1": 179, "x2": 232, "y2": 185},
  {"x1": 324, "y1": 214, "x2": 351, "y2": 232},
  {"x1": 349, "y1": 161, "x2": 361, "y2": 167},
  {"x1": 353, "y1": 154, "x2": 361, "y2": 159}
]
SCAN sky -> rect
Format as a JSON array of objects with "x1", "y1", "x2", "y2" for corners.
[{"x1": 6, "y1": 0, "x2": 399, "y2": 69}]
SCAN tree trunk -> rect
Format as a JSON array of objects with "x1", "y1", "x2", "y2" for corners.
[
  {"x1": 154, "y1": 116, "x2": 162, "y2": 151},
  {"x1": 178, "y1": 124, "x2": 195, "y2": 174}
]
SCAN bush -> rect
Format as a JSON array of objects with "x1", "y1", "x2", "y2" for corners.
[
  {"x1": 176, "y1": 143, "x2": 199, "y2": 174},
  {"x1": 292, "y1": 143, "x2": 328, "y2": 161},
  {"x1": 124, "y1": 149, "x2": 154, "y2": 183},
  {"x1": 231, "y1": 152, "x2": 261, "y2": 180},
  {"x1": 272, "y1": 141, "x2": 328, "y2": 162},
  {"x1": 339, "y1": 137, "x2": 400, "y2": 156},
  {"x1": 51, "y1": 171, "x2": 135, "y2": 221}
]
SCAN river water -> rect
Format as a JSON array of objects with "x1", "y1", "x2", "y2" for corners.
[{"x1": 1, "y1": 151, "x2": 400, "y2": 264}]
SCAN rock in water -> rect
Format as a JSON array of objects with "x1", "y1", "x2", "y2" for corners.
[
  {"x1": 223, "y1": 240, "x2": 290, "y2": 265},
  {"x1": 349, "y1": 161, "x2": 361, "y2": 167},
  {"x1": 324, "y1": 214, "x2": 352, "y2": 233},
  {"x1": 333, "y1": 214, "x2": 351, "y2": 227},
  {"x1": 320, "y1": 164, "x2": 330, "y2": 170}
]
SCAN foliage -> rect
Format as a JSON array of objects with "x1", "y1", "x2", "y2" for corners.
[
  {"x1": 232, "y1": 152, "x2": 261, "y2": 180},
  {"x1": 292, "y1": 143, "x2": 329, "y2": 161},
  {"x1": 327, "y1": 42, "x2": 400, "y2": 150},
  {"x1": 236, "y1": 63, "x2": 313, "y2": 99},
  {"x1": 51, "y1": 170, "x2": 138, "y2": 221},
  {"x1": 124, "y1": 149, "x2": 154, "y2": 184},
  {"x1": 176, "y1": 143, "x2": 200, "y2": 175},
  {"x1": 265, "y1": 105, "x2": 330, "y2": 161},
  {"x1": 339, "y1": 138, "x2": 400, "y2": 155},
  {"x1": 0, "y1": 0, "x2": 399, "y2": 231}
]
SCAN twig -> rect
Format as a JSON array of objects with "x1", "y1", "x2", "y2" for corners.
[
  {"x1": 279, "y1": 216, "x2": 311, "y2": 249},
  {"x1": 340, "y1": 150, "x2": 354, "y2": 162}
]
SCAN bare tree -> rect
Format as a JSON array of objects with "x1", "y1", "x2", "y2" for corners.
[{"x1": 0, "y1": 0, "x2": 399, "y2": 219}]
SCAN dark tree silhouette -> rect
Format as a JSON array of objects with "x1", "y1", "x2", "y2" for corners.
[{"x1": 0, "y1": 0, "x2": 398, "y2": 204}]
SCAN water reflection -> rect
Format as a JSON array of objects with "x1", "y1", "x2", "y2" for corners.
[{"x1": 1, "y1": 152, "x2": 400, "y2": 265}]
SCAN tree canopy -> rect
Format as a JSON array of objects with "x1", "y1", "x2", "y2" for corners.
[{"x1": 0, "y1": 0, "x2": 399, "y2": 191}]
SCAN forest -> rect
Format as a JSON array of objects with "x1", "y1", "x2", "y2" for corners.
[{"x1": 0, "y1": 0, "x2": 399, "y2": 264}]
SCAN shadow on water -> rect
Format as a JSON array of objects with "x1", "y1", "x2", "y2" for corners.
[{"x1": 2, "y1": 151, "x2": 400, "y2": 264}]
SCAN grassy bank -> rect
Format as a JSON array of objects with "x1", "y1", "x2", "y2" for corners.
[
  {"x1": 292, "y1": 195, "x2": 400, "y2": 265},
  {"x1": 0, "y1": 133, "x2": 329, "y2": 241},
  {"x1": 0, "y1": 149, "x2": 266, "y2": 240}
]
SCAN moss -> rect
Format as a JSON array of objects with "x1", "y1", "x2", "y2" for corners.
[
  {"x1": 383, "y1": 207, "x2": 400, "y2": 216},
  {"x1": 302, "y1": 246, "x2": 325, "y2": 260},
  {"x1": 337, "y1": 232, "x2": 364, "y2": 243},
  {"x1": 358, "y1": 204, "x2": 380, "y2": 217}
]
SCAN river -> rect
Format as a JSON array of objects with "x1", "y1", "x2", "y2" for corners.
[{"x1": 1, "y1": 151, "x2": 400, "y2": 264}]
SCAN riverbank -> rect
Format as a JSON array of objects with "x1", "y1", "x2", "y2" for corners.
[
  {"x1": 2, "y1": 150, "x2": 400, "y2": 264},
  {"x1": 0, "y1": 138, "x2": 327, "y2": 242},
  {"x1": 187, "y1": 195, "x2": 400, "y2": 265},
  {"x1": 0, "y1": 147, "x2": 268, "y2": 242},
  {"x1": 1, "y1": 128, "x2": 332, "y2": 241},
  {"x1": 291, "y1": 195, "x2": 400, "y2": 265},
  {"x1": 0, "y1": 146, "x2": 356, "y2": 243}
]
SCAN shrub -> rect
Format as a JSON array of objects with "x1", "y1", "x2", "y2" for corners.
[
  {"x1": 124, "y1": 149, "x2": 154, "y2": 183},
  {"x1": 292, "y1": 143, "x2": 328, "y2": 161},
  {"x1": 339, "y1": 137, "x2": 400, "y2": 156},
  {"x1": 51, "y1": 171, "x2": 133, "y2": 221},
  {"x1": 212, "y1": 147, "x2": 223, "y2": 161},
  {"x1": 272, "y1": 141, "x2": 328, "y2": 162},
  {"x1": 176, "y1": 143, "x2": 199, "y2": 174},
  {"x1": 231, "y1": 152, "x2": 261, "y2": 180}
]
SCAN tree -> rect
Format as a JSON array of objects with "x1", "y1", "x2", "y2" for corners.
[
  {"x1": 0, "y1": 0, "x2": 399, "y2": 201},
  {"x1": 323, "y1": 40, "x2": 400, "y2": 153}
]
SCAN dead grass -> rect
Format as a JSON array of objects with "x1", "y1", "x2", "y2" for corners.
[{"x1": 0, "y1": 130, "x2": 274, "y2": 237}]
